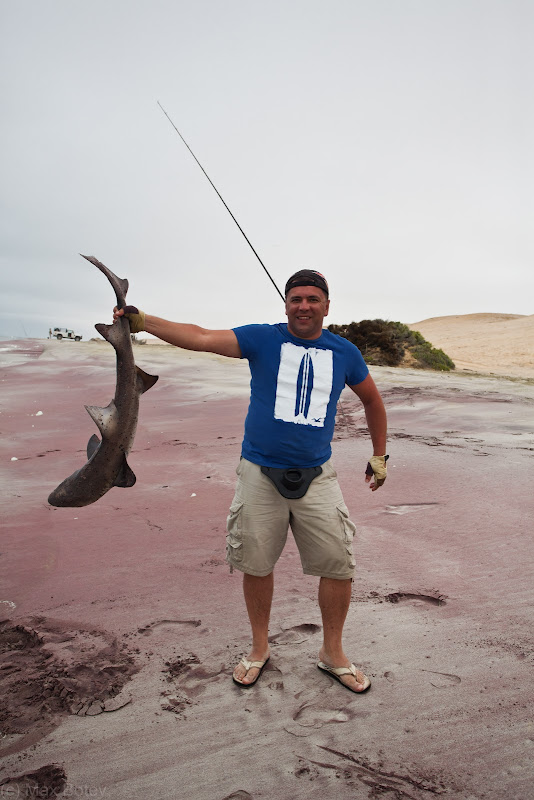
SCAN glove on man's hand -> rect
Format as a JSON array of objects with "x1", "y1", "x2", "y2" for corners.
[
  {"x1": 365, "y1": 455, "x2": 388, "y2": 490},
  {"x1": 121, "y1": 306, "x2": 146, "y2": 334}
]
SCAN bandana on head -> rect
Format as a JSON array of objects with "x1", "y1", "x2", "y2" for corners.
[{"x1": 284, "y1": 269, "x2": 329, "y2": 297}]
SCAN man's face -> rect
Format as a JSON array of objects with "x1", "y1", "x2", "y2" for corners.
[{"x1": 285, "y1": 285, "x2": 330, "y2": 340}]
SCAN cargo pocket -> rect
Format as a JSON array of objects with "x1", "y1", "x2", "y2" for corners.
[
  {"x1": 226, "y1": 501, "x2": 244, "y2": 567},
  {"x1": 337, "y1": 504, "x2": 356, "y2": 568}
]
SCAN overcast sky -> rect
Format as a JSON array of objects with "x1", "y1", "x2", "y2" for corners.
[{"x1": 1, "y1": 0, "x2": 532, "y2": 340}]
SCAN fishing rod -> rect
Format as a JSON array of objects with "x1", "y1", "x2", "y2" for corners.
[{"x1": 157, "y1": 100, "x2": 285, "y2": 302}]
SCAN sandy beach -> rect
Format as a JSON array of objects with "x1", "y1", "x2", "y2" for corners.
[{"x1": 1, "y1": 327, "x2": 533, "y2": 799}]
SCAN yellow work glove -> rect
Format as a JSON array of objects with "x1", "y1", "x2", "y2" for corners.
[
  {"x1": 122, "y1": 305, "x2": 146, "y2": 334},
  {"x1": 365, "y1": 455, "x2": 388, "y2": 490}
]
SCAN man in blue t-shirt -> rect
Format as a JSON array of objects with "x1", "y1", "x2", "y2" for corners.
[{"x1": 115, "y1": 269, "x2": 387, "y2": 694}]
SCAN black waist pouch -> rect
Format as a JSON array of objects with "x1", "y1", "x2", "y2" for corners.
[{"x1": 260, "y1": 465, "x2": 322, "y2": 499}]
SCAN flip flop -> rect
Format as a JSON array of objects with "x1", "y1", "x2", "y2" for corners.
[
  {"x1": 317, "y1": 661, "x2": 371, "y2": 693},
  {"x1": 232, "y1": 657, "x2": 270, "y2": 687}
]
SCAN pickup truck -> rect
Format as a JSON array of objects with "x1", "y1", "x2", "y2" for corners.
[{"x1": 49, "y1": 327, "x2": 83, "y2": 341}]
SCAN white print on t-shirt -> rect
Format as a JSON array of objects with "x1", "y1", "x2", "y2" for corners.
[{"x1": 274, "y1": 342, "x2": 333, "y2": 427}]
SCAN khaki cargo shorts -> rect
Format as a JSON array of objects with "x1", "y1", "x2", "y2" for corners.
[{"x1": 225, "y1": 458, "x2": 356, "y2": 579}]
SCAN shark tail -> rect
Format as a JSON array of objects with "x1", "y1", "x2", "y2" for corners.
[{"x1": 81, "y1": 255, "x2": 129, "y2": 307}]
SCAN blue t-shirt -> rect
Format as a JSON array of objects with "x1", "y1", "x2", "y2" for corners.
[{"x1": 232, "y1": 323, "x2": 369, "y2": 468}]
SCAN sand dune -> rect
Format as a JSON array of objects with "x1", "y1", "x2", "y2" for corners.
[{"x1": 408, "y1": 312, "x2": 534, "y2": 378}]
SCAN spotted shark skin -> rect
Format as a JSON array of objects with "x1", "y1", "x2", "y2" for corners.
[{"x1": 48, "y1": 255, "x2": 158, "y2": 507}]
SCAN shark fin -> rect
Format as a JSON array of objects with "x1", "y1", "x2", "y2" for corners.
[
  {"x1": 113, "y1": 454, "x2": 137, "y2": 488},
  {"x1": 87, "y1": 434, "x2": 101, "y2": 460},
  {"x1": 85, "y1": 402, "x2": 117, "y2": 435},
  {"x1": 136, "y1": 366, "x2": 159, "y2": 394}
]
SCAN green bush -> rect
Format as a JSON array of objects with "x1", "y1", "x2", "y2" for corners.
[
  {"x1": 412, "y1": 342, "x2": 455, "y2": 371},
  {"x1": 327, "y1": 319, "x2": 455, "y2": 371}
]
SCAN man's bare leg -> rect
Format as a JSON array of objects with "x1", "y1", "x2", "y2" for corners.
[
  {"x1": 318, "y1": 576, "x2": 368, "y2": 691},
  {"x1": 233, "y1": 572, "x2": 273, "y2": 684}
]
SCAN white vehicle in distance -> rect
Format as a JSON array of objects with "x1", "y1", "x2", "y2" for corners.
[{"x1": 49, "y1": 327, "x2": 83, "y2": 341}]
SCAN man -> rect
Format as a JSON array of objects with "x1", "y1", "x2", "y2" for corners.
[{"x1": 114, "y1": 269, "x2": 387, "y2": 693}]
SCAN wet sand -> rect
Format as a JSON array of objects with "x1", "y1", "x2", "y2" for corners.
[{"x1": 1, "y1": 338, "x2": 533, "y2": 799}]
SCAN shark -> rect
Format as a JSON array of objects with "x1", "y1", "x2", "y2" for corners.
[{"x1": 48, "y1": 255, "x2": 158, "y2": 507}]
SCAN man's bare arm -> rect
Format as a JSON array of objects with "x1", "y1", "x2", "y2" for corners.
[
  {"x1": 349, "y1": 374, "x2": 388, "y2": 491},
  {"x1": 113, "y1": 308, "x2": 242, "y2": 358},
  {"x1": 348, "y1": 374, "x2": 387, "y2": 455}
]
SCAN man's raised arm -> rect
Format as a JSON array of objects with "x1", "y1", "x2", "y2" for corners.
[{"x1": 113, "y1": 307, "x2": 242, "y2": 358}]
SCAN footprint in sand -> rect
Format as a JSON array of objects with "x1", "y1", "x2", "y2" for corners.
[
  {"x1": 421, "y1": 669, "x2": 461, "y2": 688},
  {"x1": 162, "y1": 652, "x2": 229, "y2": 706},
  {"x1": 385, "y1": 590, "x2": 447, "y2": 607},
  {"x1": 138, "y1": 619, "x2": 202, "y2": 635},
  {"x1": 384, "y1": 667, "x2": 401, "y2": 683},
  {"x1": 269, "y1": 623, "x2": 321, "y2": 646},
  {"x1": 384, "y1": 503, "x2": 440, "y2": 515},
  {"x1": 284, "y1": 698, "x2": 369, "y2": 737},
  {"x1": 383, "y1": 667, "x2": 461, "y2": 688}
]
